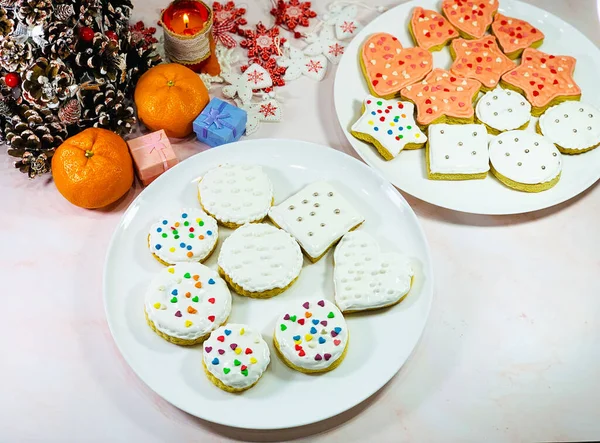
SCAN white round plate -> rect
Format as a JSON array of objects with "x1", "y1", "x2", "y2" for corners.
[
  {"x1": 103, "y1": 139, "x2": 433, "y2": 429},
  {"x1": 334, "y1": 0, "x2": 600, "y2": 215}
]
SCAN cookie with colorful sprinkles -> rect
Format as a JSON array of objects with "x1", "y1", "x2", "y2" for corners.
[
  {"x1": 441, "y1": 0, "x2": 499, "y2": 40},
  {"x1": 148, "y1": 208, "x2": 218, "y2": 266},
  {"x1": 144, "y1": 263, "x2": 232, "y2": 346},
  {"x1": 409, "y1": 7, "x2": 458, "y2": 52},
  {"x1": 274, "y1": 300, "x2": 349, "y2": 374},
  {"x1": 491, "y1": 13, "x2": 544, "y2": 60},
  {"x1": 202, "y1": 324, "x2": 270, "y2": 392},
  {"x1": 198, "y1": 164, "x2": 274, "y2": 229},
  {"x1": 217, "y1": 223, "x2": 303, "y2": 299},
  {"x1": 351, "y1": 95, "x2": 427, "y2": 161}
]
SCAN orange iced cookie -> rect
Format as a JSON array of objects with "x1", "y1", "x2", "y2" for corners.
[
  {"x1": 441, "y1": 0, "x2": 498, "y2": 39},
  {"x1": 501, "y1": 48, "x2": 582, "y2": 116},
  {"x1": 491, "y1": 13, "x2": 544, "y2": 59},
  {"x1": 360, "y1": 32, "x2": 433, "y2": 99},
  {"x1": 409, "y1": 7, "x2": 458, "y2": 52},
  {"x1": 401, "y1": 68, "x2": 481, "y2": 126},
  {"x1": 450, "y1": 36, "x2": 514, "y2": 91}
]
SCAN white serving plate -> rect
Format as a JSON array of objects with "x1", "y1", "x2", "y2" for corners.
[
  {"x1": 103, "y1": 139, "x2": 433, "y2": 429},
  {"x1": 334, "y1": 0, "x2": 600, "y2": 214}
]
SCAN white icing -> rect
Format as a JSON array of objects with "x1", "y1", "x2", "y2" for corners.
[
  {"x1": 144, "y1": 263, "x2": 232, "y2": 340},
  {"x1": 274, "y1": 299, "x2": 348, "y2": 371},
  {"x1": 268, "y1": 182, "x2": 365, "y2": 260},
  {"x1": 333, "y1": 231, "x2": 413, "y2": 312},
  {"x1": 218, "y1": 223, "x2": 303, "y2": 293},
  {"x1": 351, "y1": 95, "x2": 427, "y2": 158},
  {"x1": 203, "y1": 324, "x2": 270, "y2": 390},
  {"x1": 476, "y1": 87, "x2": 531, "y2": 131},
  {"x1": 489, "y1": 130, "x2": 562, "y2": 184},
  {"x1": 538, "y1": 101, "x2": 600, "y2": 151},
  {"x1": 198, "y1": 164, "x2": 274, "y2": 225},
  {"x1": 428, "y1": 124, "x2": 490, "y2": 174},
  {"x1": 149, "y1": 208, "x2": 218, "y2": 264}
]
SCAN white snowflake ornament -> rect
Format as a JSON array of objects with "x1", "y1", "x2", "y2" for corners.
[
  {"x1": 278, "y1": 45, "x2": 328, "y2": 82},
  {"x1": 324, "y1": 5, "x2": 363, "y2": 40},
  {"x1": 303, "y1": 26, "x2": 346, "y2": 65},
  {"x1": 235, "y1": 98, "x2": 283, "y2": 135},
  {"x1": 222, "y1": 63, "x2": 272, "y2": 103}
]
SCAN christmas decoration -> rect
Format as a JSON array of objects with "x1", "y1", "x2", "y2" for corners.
[
  {"x1": 212, "y1": 17, "x2": 238, "y2": 48},
  {"x1": 235, "y1": 97, "x2": 282, "y2": 135},
  {"x1": 277, "y1": 43, "x2": 327, "y2": 81},
  {"x1": 0, "y1": 1, "x2": 161, "y2": 179},
  {"x1": 222, "y1": 63, "x2": 273, "y2": 103},
  {"x1": 212, "y1": 1, "x2": 247, "y2": 34},
  {"x1": 239, "y1": 23, "x2": 286, "y2": 62},
  {"x1": 270, "y1": 0, "x2": 316, "y2": 38},
  {"x1": 193, "y1": 97, "x2": 247, "y2": 147},
  {"x1": 127, "y1": 129, "x2": 178, "y2": 186},
  {"x1": 323, "y1": 4, "x2": 363, "y2": 40},
  {"x1": 303, "y1": 25, "x2": 346, "y2": 64}
]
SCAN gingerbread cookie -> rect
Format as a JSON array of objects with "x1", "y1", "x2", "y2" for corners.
[
  {"x1": 489, "y1": 130, "x2": 562, "y2": 192},
  {"x1": 501, "y1": 48, "x2": 582, "y2": 116},
  {"x1": 273, "y1": 299, "x2": 349, "y2": 373},
  {"x1": 268, "y1": 182, "x2": 365, "y2": 263},
  {"x1": 333, "y1": 231, "x2": 413, "y2": 313},
  {"x1": 441, "y1": 0, "x2": 499, "y2": 39},
  {"x1": 426, "y1": 123, "x2": 490, "y2": 180},
  {"x1": 476, "y1": 87, "x2": 532, "y2": 134},
  {"x1": 217, "y1": 223, "x2": 303, "y2": 298},
  {"x1": 351, "y1": 95, "x2": 427, "y2": 160},
  {"x1": 491, "y1": 13, "x2": 544, "y2": 59},
  {"x1": 360, "y1": 32, "x2": 433, "y2": 99},
  {"x1": 401, "y1": 68, "x2": 481, "y2": 126},
  {"x1": 409, "y1": 7, "x2": 458, "y2": 52},
  {"x1": 144, "y1": 263, "x2": 232, "y2": 346},
  {"x1": 202, "y1": 324, "x2": 270, "y2": 392},
  {"x1": 148, "y1": 209, "x2": 218, "y2": 266},
  {"x1": 538, "y1": 101, "x2": 600, "y2": 154},
  {"x1": 450, "y1": 36, "x2": 514, "y2": 91},
  {"x1": 198, "y1": 164, "x2": 274, "y2": 229}
]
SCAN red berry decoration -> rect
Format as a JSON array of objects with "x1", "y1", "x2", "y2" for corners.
[
  {"x1": 4, "y1": 72, "x2": 20, "y2": 88},
  {"x1": 105, "y1": 30, "x2": 118, "y2": 41},
  {"x1": 79, "y1": 26, "x2": 95, "y2": 42}
]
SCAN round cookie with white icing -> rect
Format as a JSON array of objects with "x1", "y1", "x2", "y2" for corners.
[
  {"x1": 274, "y1": 299, "x2": 349, "y2": 374},
  {"x1": 202, "y1": 324, "x2": 270, "y2": 392},
  {"x1": 489, "y1": 130, "x2": 562, "y2": 193},
  {"x1": 144, "y1": 263, "x2": 232, "y2": 346},
  {"x1": 538, "y1": 101, "x2": 600, "y2": 154},
  {"x1": 198, "y1": 164, "x2": 274, "y2": 228},
  {"x1": 333, "y1": 231, "x2": 414, "y2": 313},
  {"x1": 476, "y1": 87, "x2": 531, "y2": 134},
  {"x1": 218, "y1": 223, "x2": 303, "y2": 298},
  {"x1": 148, "y1": 208, "x2": 218, "y2": 266}
]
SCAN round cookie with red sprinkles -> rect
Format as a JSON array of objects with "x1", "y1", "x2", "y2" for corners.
[
  {"x1": 274, "y1": 299, "x2": 349, "y2": 374},
  {"x1": 149, "y1": 208, "x2": 218, "y2": 266}
]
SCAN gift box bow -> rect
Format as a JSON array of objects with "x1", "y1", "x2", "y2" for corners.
[
  {"x1": 130, "y1": 131, "x2": 170, "y2": 172},
  {"x1": 198, "y1": 101, "x2": 238, "y2": 139}
]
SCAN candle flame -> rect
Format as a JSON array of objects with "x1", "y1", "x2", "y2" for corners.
[{"x1": 183, "y1": 13, "x2": 189, "y2": 28}]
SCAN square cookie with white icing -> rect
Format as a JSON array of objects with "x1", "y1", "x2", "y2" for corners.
[
  {"x1": 426, "y1": 123, "x2": 490, "y2": 180},
  {"x1": 268, "y1": 182, "x2": 365, "y2": 263}
]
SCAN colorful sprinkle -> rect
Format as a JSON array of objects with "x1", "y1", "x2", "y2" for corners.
[
  {"x1": 241, "y1": 364, "x2": 247, "y2": 371},
  {"x1": 171, "y1": 289, "x2": 178, "y2": 296},
  {"x1": 245, "y1": 348, "x2": 253, "y2": 354},
  {"x1": 280, "y1": 324, "x2": 287, "y2": 331},
  {"x1": 305, "y1": 312, "x2": 313, "y2": 318},
  {"x1": 230, "y1": 343, "x2": 238, "y2": 350},
  {"x1": 239, "y1": 328, "x2": 245, "y2": 335},
  {"x1": 168, "y1": 267, "x2": 175, "y2": 274},
  {"x1": 179, "y1": 242, "x2": 186, "y2": 248},
  {"x1": 217, "y1": 336, "x2": 225, "y2": 342},
  {"x1": 321, "y1": 320, "x2": 328, "y2": 326},
  {"x1": 212, "y1": 358, "x2": 219, "y2": 365},
  {"x1": 208, "y1": 297, "x2": 215, "y2": 304},
  {"x1": 198, "y1": 235, "x2": 205, "y2": 240},
  {"x1": 186, "y1": 245, "x2": 192, "y2": 250},
  {"x1": 289, "y1": 315, "x2": 297, "y2": 322},
  {"x1": 293, "y1": 335, "x2": 301, "y2": 341},
  {"x1": 192, "y1": 296, "x2": 199, "y2": 302},
  {"x1": 250, "y1": 357, "x2": 258, "y2": 364},
  {"x1": 334, "y1": 339, "x2": 341, "y2": 346},
  {"x1": 170, "y1": 297, "x2": 178, "y2": 303},
  {"x1": 218, "y1": 349, "x2": 225, "y2": 355},
  {"x1": 334, "y1": 327, "x2": 342, "y2": 334},
  {"x1": 324, "y1": 353, "x2": 332, "y2": 361},
  {"x1": 199, "y1": 220, "x2": 205, "y2": 226},
  {"x1": 207, "y1": 230, "x2": 213, "y2": 235},
  {"x1": 195, "y1": 282, "x2": 202, "y2": 288},
  {"x1": 205, "y1": 346, "x2": 212, "y2": 353},
  {"x1": 298, "y1": 318, "x2": 305, "y2": 325},
  {"x1": 315, "y1": 354, "x2": 322, "y2": 361},
  {"x1": 284, "y1": 314, "x2": 290, "y2": 320},
  {"x1": 224, "y1": 329, "x2": 232, "y2": 336},
  {"x1": 185, "y1": 320, "x2": 193, "y2": 328},
  {"x1": 310, "y1": 327, "x2": 317, "y2": 334},
  {"x1": 162, "y1": 220, "x2": 168, "y2": 225},
  {"x1": 182, "y1": 213, "x2": 188, "y2": 218},
  {"x1": 188, "y1": 234, "x2": 194, "y2": 238},
  {"x1": 235, "y1": 347, "x2": 242, "y2": 355},
  {"x1": 234, "y1": 359, "x2": 241, "y2": 366},
  {"x1": 298, "y1": 350, "x2": 306, "y2": 357},
  {"x1": 184, "y1": 221, "x2": 190, "y2": 226},
  {"x1": 157, "y1": 227, "x2": 162, "y2": 232},
  {"x1": 161, "y1": 233, "x2": 167, "y2": 238},
  {"x1": 331, "y1": 331, "x2": 338, "y2": 338},
  {"x1": 305, "y1": 334, "x2": 313, "y2": 341},
  {"x1": 185, "y1": 292, "x2": 191, "y2": 298},
  {"x1": 155, "y1": 244, "x2": 162, "y2": 250},
  {"x1": 187, "y1": 306, "x2": 197, "y2": 314},
  {"x1": 319, "y1": 337, "x2": 326, "y2": 344},
  {"x1": 169, "y1": 247, "x2": 175, "y2": 252},
  {"x1": 174, "y1": 235, "x2": 180, "y2": 239},
  {"x1": 312, "y1": 319, "x2": 319, "y2": 325},
  {"x1": 208, "y1": 315, "x2": 215, "y2": 322},
  {"x1": 184, "y1": 273, "x2": 191, "y2": 279},
  {"x1": 153, "y1": 302, "x2": 161, "y2": 309},
  {"x1": 303, "y1": 302, "x2": 310, "y2": 309},
  {"x1": 241, "y1": 369, "x2": 248, "y2": 376},
  {"x1": 223, "y1": 368, "x2": 230, "y2": 374},
  {"x1": 193, "y1": 275, "x2": 200, "y2": 281},
  {"x1": 175, "y1": 310, "x2": 182, "y2": 317},
  {"x1": 175, "y1": 222, "x2": 180, "y2": 227},
  {"x1": 208, "y1": 279, "x2": 215, "y2": 285},
  {"x1": 327, "y1": 312, "x2": 335, "y2": 318}
]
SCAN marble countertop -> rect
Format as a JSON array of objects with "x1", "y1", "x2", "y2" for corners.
[{"x1": 1, "y1": 0, "x2": 599, "y2": 441}]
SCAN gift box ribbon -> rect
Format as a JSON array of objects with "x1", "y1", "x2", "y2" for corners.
[
  {"x1": 131, "y1": 131, "x2": 170, "y2": 172},
  {"x1": 199, "y1": 101, "x2": 237, "y2": 139}
]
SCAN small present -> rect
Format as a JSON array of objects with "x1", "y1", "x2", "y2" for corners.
[
  {"x1": 193, "y1": 97, "x2": 247, "y2": 147},
  {"x1": 127, "y1": 130, "x2": 178, "y2": 186}
]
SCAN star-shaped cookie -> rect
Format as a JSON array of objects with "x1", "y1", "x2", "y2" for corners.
[
  {"x1": 450, "y1": 36, "x2": 514, "y2": 91},
  {"x1": 491, "y1": 13, "x2": 545, "y2": 59},
  {"x1": 409, "y1": 7, "x2": 458, "y2": 52},
  {"x1": 401, "y1": 68, "x2": 481, "y2": 126},
  {"x1": 441, "y1": 0, "x2": 499, "y2": 39},
  {"x1": 501, "y1": 48, "x2": 582, "y2": 116}
]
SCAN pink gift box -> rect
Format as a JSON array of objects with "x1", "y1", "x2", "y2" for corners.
[{"x1": 127, "y1": 130, "x2": 178, "y2": 186}]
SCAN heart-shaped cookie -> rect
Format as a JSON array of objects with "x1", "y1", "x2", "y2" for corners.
[
  {"x1": 333, "y1": 231, "x2": 413, "y2": 313},
  {"x1": 361, "y1": 32, "x2": 433, "y2": 99}
]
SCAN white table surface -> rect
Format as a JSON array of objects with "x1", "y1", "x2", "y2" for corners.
[{"x1": 1, "y1": 1, "x2": 599, "y2": 441}]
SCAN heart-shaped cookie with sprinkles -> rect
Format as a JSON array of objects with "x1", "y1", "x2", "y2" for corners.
[
  {"x1": 441, "y1": 0, "x2": 499, "y2": 39},
  {"x1": 491, "y1": 13, "x2": 545, "y2": 59},
  {"x1": 410, "y1": 7, "x2": 458, "y2": 52},
  {"x1": 361, "y1": 32, "x2": 433, "y2": 99}
]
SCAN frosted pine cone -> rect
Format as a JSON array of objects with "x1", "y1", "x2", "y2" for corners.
[
  {"x1": 22, "y1": 57, "x2": 75, "y2": 109},
  {"x1": 0, "y1": 37, "x2": 33, "y2": 71},
  {"x1": 0, "y1": 7, "x2": 14, "y2": 39},
  {"x1": 16, "y1": 0, "x2": 53, "y2": 26}
]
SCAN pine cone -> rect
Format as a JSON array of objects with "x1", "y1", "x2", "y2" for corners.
[
  {"x1": 22, "y1": 57, "x2": 75, "y2": 109},
  {"x1": 78, "y1": 82, "x2": 135, "y2": 136},
  {"x1": 78, "y1": 0, "x2": 132, "y2": 34},
  {"x1": 0, "y1": 7, "x2": 14, "y2": 39},
  {"x1": 0, "y1": 0, "x2": 17, "y2": 7},
  {"x1": 58, "y1": 98, "x2": 80, "y2": 125},
  {"x1": 5, "y1": 103, "x2": 68, "y2": 177},
  {"x1": 0, "y1": 37, "x2": 33, "y2": 71},
  {"x1": 53, "y1": 2, "x2": 75, "y2": 23},
  {"x1": 75, "y1": 33, "x2": 126, "y2": 84},
  {"x1": 122, "y1": 33, "x2": 161, "y2": 94},
  {"x1": 43, "y1": 22, "x2": 76, "y2": 59},
  {"x1": 16, "y1": 0, "x2": 53, "y2": 27}
]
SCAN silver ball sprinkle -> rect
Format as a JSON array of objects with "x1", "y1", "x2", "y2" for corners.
[
  {"x1": 314, "y1": 203, "x2": 320, "y2": 207},
  {"x1": 498, "y1": 140, "x2": 503, "y2": 144},
  {"x1": 493, "y1": 112, "x2": 499, "y2": 116},
  {"x1": 472, "y1": 132, "x2": 478, "y2": 136},
  {"x1": 320, "y1": 223, "x2": 326, "y2": 227},
  {"x1": 525, "y1": 149, "x2": 529, "y2": 153},
  {"x1": 471, "y1": 151, "x2": 476, "y2": 155},
  {"x1": 486, "y1": 102, "x2": 491, "y2": 106},
  {"x1": 541, "y1": 165, "x2": 546, "y2": 170},
  {"x1": 520, "y1": 102, "x2": 525, "y2": 106},
  {"x1": 505, "y1": 152, "x2": 510, "y2": 156},
  {"x1": 328, "y1": 192, "x2": 334, "y2": 197},
  {"x1": 313, "y1": 192, "x2": 319, "y2": 197},
  {"x1": 458, "y1": 141, "x2": 463, "y2": 146},
  {"x1": 555, "y1": 119, "x2": 560, "y2": 123},
  {"x1": 288, "y1": 205, "x2": 295, "y2": 210},
  {"x1": 445, "y1": 155, "x2": 450, "y2": 159},
  {"x1": 564, "y1": 114, "x2": 569, "y2": 118},
  {"x1": 440, "y1": 129, "x2": 445, "y2": 134},
  {"x1": 514, "y1": 138, "x2": 519, "y2": 142},
  {"x1": 297, "y1": 217, "x2": 303, "y2": 222},
  {"x1": 589, "y1": 114, "x2": 594, "y2": 118},
  {"x1": 508, "y1": 109, "x2": 513, "y2": 113},
  {"x1": 302, "y1": 199, "x2": 308, "y2": 204},
  {"x1": 552, "y1": 152, "x2": 557, "y2": 157},
  {"x1": 534, "y1": 142, "x2": 539, "y2": 146},
  {"x1": 310, "y1": 212, "x2": 315, "y2": 216},
  {"x1": 573, "y1": 129, "x2": 578, "y2": 133},
  {"x1": 493, "y1": 95, "x2": 498, "y2": 100},
  {"x1": 334, "y1": 209, "x2": 340, "y2": 214},
  {"x1": 588, "y1": 126, "x2": 592, "y2": 130},
  {"x1": 308, "y1": 232, "x2": 314, "y2": 236},
  {"x1": 579, "y1": 108, "x2": 584, "y2": 112},
  {"x1": 507, "y1": 91, "x2": 512, "y2": 95},
  {"x1": 517, "y1": 162, "x2": 522, "y2": 166}
]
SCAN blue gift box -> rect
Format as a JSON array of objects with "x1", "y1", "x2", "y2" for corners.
[{"x1": 193, "y1": 98, "x2": 247, "y2": 147}]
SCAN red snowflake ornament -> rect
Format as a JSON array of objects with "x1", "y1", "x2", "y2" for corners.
[
  {"x1": 271, "y1": 0, "x2": 317, "y2": 37},
  {"x1": 130, "y1": 21, "x2": 158, "y2": 50},
  {"x1": 212, "y1": 1, "x2": 247, "y2": 34},
  {"x1": 242, "y1": 57, "x2": 287, "y2": 93},
  {"x1": 239, "y1": 23, "x2": 286, "y2": 62},
  {"x1": 259, "y1": 101, "x2": 278, "y2": 118}
]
